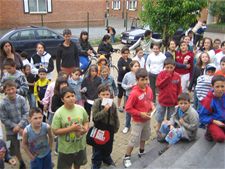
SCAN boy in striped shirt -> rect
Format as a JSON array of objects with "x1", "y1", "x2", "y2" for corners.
[{"x1": 195, "y1": 63, "x2": 216, "y2": 109}]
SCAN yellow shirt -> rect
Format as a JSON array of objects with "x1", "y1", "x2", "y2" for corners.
[{"x1": 34, "y1": 78, "x2": 50, "y2": 101}]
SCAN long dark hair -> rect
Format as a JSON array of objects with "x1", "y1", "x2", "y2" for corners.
[
  {"x1": 0, "y1": 41, "x2": 16, "y2": 59},
  {"x1": 54, "y1": 76, "x2": 68, "y2": 95},
  {"x1": 102, "y1": 34, "x2": 110, "y2": 42},
  {"x1": 200, "y1": 37, "x2": 213, "y2": 51},
  {"x1": 79, "y1": 31, "x2": 89, "y2": 42},
  {"x1": 87, "y1": 64, "x2": 98, "y2": 79}
]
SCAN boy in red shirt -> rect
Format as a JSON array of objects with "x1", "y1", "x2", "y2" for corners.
[
  {"x1": 123, "y1": 68, "x2": 155, "y2": 168},
  {"x1": 155, "y1": 58, "x2": 182, "y2": 138},
  {"x1": 175, "y1": 41, "x2": 194, "y2": 92}
]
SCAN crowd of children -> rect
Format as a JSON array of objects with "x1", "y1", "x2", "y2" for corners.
[{"x1": 0, "y1": 30, "x2": 224, "y2": 169}]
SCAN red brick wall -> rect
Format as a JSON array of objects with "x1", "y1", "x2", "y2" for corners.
[
  {"x1": 0, "y1": 0, "x2": 105, "y2": 29},
  {"x1": 109, "y1": 0, "x2": 141, "y2": 19}
]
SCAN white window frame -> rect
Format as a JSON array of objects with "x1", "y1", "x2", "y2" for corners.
[
  {"x1": 23, "y1": 0, "x2": 52, "y2": 14},
  {"x1": 112, "y1": 0, "x2": 120, "y2": 10},
  {"x1": 128, "y1": 0, "x2": 137, "y2": 11}
]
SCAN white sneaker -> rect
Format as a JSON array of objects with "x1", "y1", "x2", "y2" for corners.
[
  {"x1": 123, "y1": 156, "x2": 132, "y2": 168},
  {"x1": 122, "y1": 127, "x2": 129, "y2": 134}
]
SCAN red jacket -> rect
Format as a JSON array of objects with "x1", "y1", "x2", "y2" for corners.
[
  {"x1": 125, "y1": 85, "x2": 153, "y2": 122},
  {"x1": 175, "y1": 50, "x2": 194, "y2": 75},
  {"x1": 156, "y1": 70, "x2": 182, "y2": 106}
]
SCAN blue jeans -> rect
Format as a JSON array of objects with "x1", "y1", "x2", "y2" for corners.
[
  {"x1": 30, "y1": 151, "x2": 52, "y2": 169},
  {"x1": 111, "y1": 34, "x2": 115, "y2": 43},
  {"x1": 193, "y1": 90, "x2": 198, "y2": 110},
  {"x1": 144, "y1": 53, "x2": 148, "y2": 62},
  {"x1": 125, "y1": 96, "x2": 131, "y2": 128},
  {"x1": 160, "y1": 123, "x2": 183, "y2": 145},
  {"x1": 27, "y1": 91, "x2": 36, "y2": 108}
]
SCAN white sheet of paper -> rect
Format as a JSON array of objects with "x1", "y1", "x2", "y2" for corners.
[
  {"x1": 87, "y1": 99, "x2": 94, "y2": 105},
  {"x1": 101, "y1": 98, "x2": 113, "y2": 106}
]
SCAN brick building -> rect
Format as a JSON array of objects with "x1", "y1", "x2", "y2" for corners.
[
  {"x1": 0, "y1": 0, "x2": 106, "y2": 29},
  {"x1": 108, "y1": 0, "x2": 141, "y2": 19},
  {"x1": 108, "y1": 0, "x2": 208, "y2": 22}
]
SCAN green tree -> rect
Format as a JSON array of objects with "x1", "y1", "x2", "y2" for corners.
[
  {"x1": 209, "y1": 0, "x2": 225, "y2": 23},
  {"x1": 140, "y1": 0, "x2": 207, "y2": 41}
]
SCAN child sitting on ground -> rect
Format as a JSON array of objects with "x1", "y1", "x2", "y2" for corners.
[
  {"x1": 0, "y1": 139, "x2": 16, "y2": 169},
  {"x1": 199, "y1": 75, "x2": 225, "y2": 142},
  {"x1": 158, "y1": 93, "x2": 199, "y2": 155}
]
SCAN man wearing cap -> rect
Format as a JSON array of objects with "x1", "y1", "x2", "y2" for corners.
[{"x1": 56, "y1": 29, "x2": 80, "y2": 75}]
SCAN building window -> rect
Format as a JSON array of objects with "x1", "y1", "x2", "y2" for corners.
[
  {"x1": 127, "y1": 0, "x2": 137, "y2": 11},
  {"x1": 29, "y1": 0, "x2": 47, "y2": 13},
  {"x1": 112, "y1": 0, "x2": 120, "y2": 10},
  {"x1": 23, "y1": 0, "x2": 52, "y2": 14}
]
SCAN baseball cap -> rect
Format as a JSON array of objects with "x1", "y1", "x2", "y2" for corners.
[{"x1": 206, "y1": 63, "x2": 216, "y2": 72}]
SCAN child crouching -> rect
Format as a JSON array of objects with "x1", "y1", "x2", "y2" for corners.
[{"x1": 158, "y1": 93, "x2": 199, "y2": 155}]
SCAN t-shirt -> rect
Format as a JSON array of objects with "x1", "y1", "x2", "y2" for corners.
[
  {"x1": 25, "y1": 122, "x2": 50, "y2": 158},
  {"x1": 51, "y1": 104, "x2": 88, "y2": 154}
]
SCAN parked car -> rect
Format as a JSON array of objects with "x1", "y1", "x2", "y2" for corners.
[
  {"x1": 121, "y1": 26, "x2": 162, "y2": 45},
  {"x1": 121, "y1": 23, "x2": 185, "y2": 46},
  {"x1": 0, "y1": 26, "x2": 78, "y2": 59}
]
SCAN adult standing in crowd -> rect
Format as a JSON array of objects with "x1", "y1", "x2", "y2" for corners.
[
  {"x1": 0, "y1": 41, "x2": 23, "y2": 76},
  {"x1": 106, "y1": 26, "x2": 116, "y2": 43},
  {"x1": 56, "y1": 29, "x2": 80, "y2": 75}
]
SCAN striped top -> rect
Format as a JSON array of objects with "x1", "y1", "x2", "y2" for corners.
[{"x1": 195, "y1": 75, "x2": 213, "y2": 101}]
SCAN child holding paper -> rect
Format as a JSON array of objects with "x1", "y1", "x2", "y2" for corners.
[{"x1": 91, "y1": 84, "x2": 120, "y2": 169}]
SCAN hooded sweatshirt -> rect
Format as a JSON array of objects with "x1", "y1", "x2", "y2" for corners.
[
  {"x1": 156, "y1": 70, "x2": 182, "y2": 106},
  {"x1": 125, "y1": 85, "x2": 153, "y2": 122}
]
